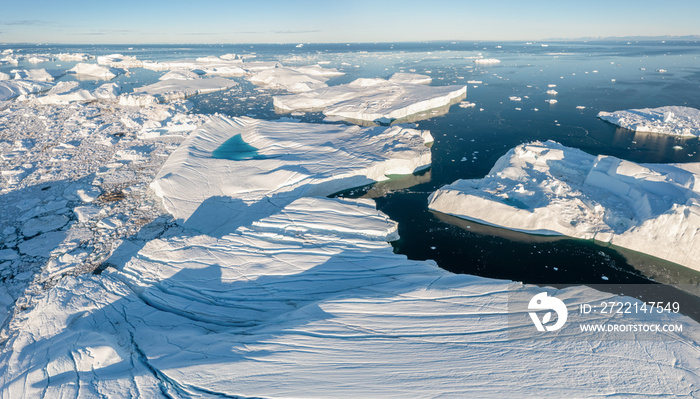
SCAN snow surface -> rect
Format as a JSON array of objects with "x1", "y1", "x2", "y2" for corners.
[
  {"x1": 1, "y1": 196, "x2": 699, "y2": 398},
  {"x1": 151, "y1": 115, "x2": 433, "y2": 234},
  {"x1": 598, "y1": 105, "x2": 700, "y2": 137},
  {"x1": 273, "y1": 77, "x2": 466, "y2": 124},
  {"x1": 428, "y1": 140, "x2": 700, "y2": 272}
]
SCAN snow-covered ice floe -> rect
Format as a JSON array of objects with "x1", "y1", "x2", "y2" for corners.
[
  {"x1": 273, "y1": 75, "x2": 466, "y2": 124},
  {"x1": 151, "y1": 115, "x2": 433, "y2": 234},
  {"x1": 428, "y1": 140, "x2": 700, "y2": 272},
  {"x1": 249, "y1": 65, "x2": 343, "y2": 93},
  {"x1": 2, "y1": 195, "x2": 699, "y2": 398},
  {"x1": 598, "y1": 106, "x2": 700, "y2": 137},
  {"x1": 119, "y1": 77, "x2": 237, "y2": 105}
]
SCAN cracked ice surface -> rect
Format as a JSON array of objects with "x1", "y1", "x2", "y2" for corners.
[
  {"x1": 1, "y1": 196, "x2": 699, "y2": 398},
  {"x1": 598, "y1": 106, "x2": 700, "y2": 137},
  {"x1": 151, "y1": 115, "x2": 433, "y2": 234},
  {"x1": 428, "y1": 140, "x2": 700, "y2": 272}
]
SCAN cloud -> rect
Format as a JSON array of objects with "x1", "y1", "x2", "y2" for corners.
[{"x1": 2, "y1": 20, "x2": 51, "y2": 26}]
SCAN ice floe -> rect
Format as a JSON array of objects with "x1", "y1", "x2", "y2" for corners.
[
  {"x1": 273, "y1": 77, "x2": 466, "y2": 124},
  {"x1": 428, "y1": 140, "x2": 700, "y2": 272},
  {"x1": 598, "y1": 106, "x2": 700, "y2": 137},
  {"x1": 151, "y1": 115, "x2": 433, "y2": 234}
]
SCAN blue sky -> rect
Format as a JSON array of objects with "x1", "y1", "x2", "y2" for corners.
[{"x1": 1, "y1": 0, "x2": 698, "y2": 43}]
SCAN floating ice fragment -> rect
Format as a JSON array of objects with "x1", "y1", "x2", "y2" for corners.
[{"x1": 598, "y1": 106, "x2": 700, "y2": 137}]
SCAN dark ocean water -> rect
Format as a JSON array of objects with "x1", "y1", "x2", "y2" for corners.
[{"x1": 3, "y1": 41, "x2": 700, "y2": 313}]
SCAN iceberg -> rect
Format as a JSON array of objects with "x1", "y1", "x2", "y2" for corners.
[
  {"x1": 474, "y1": 58, "x2": 501, "y2": 64},
  {"x1": 68, "y1": 63, "x2": 120, "y2": 80},
  {"x1": 151, "y1": 115, "x2": 433, "y2": 234},
  {"x1": 35, "y1": 81, "x2": 96, "y2": 105},
  {"x1": 273, "y1": 77, "x2": 467, "y2": 124},
  {"x1": 55, "y1": 53, "x2": 90, "y2": 61},
  {"x1": 428, "y1": 140, "x2": 700, "y2": 272},
  {"x1": 96, "y1": 53, "x2": 143, "y2": 68},
  {"x1": 118, "y1": 77, "x2": 237, "y2": 105},
  {"x1": 388, "y1": 72, "x2": 432, "y2": 85},
  {"x1": 11, "y1": 69, "x2": 58, "y2": 82},
  {"x1": 249, "y1": 66, "x2": 331, "y2": 93},
  {"x1": 1, "y1": 196, "x2": 699, "y2": 398},
  {"x1": 598, "y1": 106, "x2": 700, "y2": 137},
  {"x1": 0, "y1": 80, "x2": 53, "y2": 101}
]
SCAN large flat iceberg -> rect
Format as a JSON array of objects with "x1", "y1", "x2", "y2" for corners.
[
  {"x1": 151, "y1": 116, "x2": 433, "y2": 234},
  {"x1": 428, "y1": 140, "x2": 700, "y2": 272},
  {"x1": 119, "y1": 77, "x2": 237, "y2": 105},
  {"x1": 273, "y1": 77, "x2": 466, "y2": 124},
  {"x1": 1, "y1": 196, "x2": 698, "y2": 398},
  {"x1": 598, "y1": 105, "x2": 700, "y2": 137}
]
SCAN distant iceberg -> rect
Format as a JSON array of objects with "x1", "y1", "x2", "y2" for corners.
[
  {"x1": 429, "y1": 141, "x2": 700, "y2": 272},
  {"x1": 598, "y1": 106, "x2": 700, "y2": 137},
  {"x1": 474, "y1": 58, "x2": 501, "y2": 64},
  {"x1": 273, "y1": 76, "x2": 466, "y2": 125}
]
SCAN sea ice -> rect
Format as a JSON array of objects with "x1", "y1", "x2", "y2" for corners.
[
  {"x1": 598, "y1": 106, "x2": 700, "y2": 137},
  {"x1": 151, "y1": 115, "x2": 433, "y2": 234},
  {"x1": 273, "y1": 77, "x2": 466, "y2": 124},
  {"x1": 428, "y1": 140, "x2": 700, "y2": 271}
]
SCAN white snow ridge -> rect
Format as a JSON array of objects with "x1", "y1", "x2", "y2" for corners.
[
  {"x1": 598, "y1": 105, "x2": 700, "y2": 137},
  {"x1": 428, "y1": 140, "x2": 700, "y2": 272}
]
